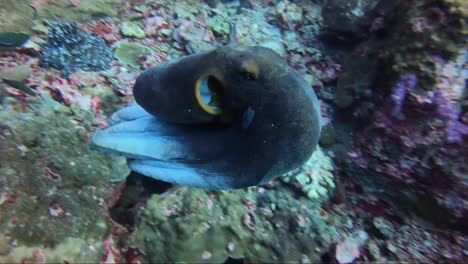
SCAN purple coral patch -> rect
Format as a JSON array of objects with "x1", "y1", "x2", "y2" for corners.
[{"x1": 390, "y1": 74, "x2": 418, "y2": 117}]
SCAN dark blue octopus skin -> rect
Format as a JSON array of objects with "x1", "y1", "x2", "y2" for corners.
[{"x1": 90, "y1": 44, "x2": 321, "y2": 190}]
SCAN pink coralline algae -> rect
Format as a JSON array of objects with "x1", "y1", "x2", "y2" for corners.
[
  {"x1": 310, "y1": 62, "x2": 341, "y2": 83},
  {"x1": 390, "y1": 74, "x2": 417, "y2": 117},
  {"x1": 335, "y1": 231, "x2": 368, "y2": 264},
  {"x1": 347, "y1": 71, "x2": 467, "y2": 228},
  {"x1": 81, "y1": 19, "x2": 122, "y2": 44},
  {"x1": 102, "y1": 235, "x2": 121, "y2": 263},
  {"x1": 371, "y1": 73, "x2": 466, "y2": 146},
  {"x1": 49, "y1": 78, "x2": 91, "y2": 107},
  {"x1": 144, "y1": 16, "x2": 171, "y2": 37},
  {"x1": 432, "y1": 91, "x2": 468, "y2": 144}
]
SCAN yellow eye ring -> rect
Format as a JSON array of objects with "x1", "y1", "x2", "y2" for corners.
[{"x1": 195, "y1": 75, "x2": 223, "y2": 115}]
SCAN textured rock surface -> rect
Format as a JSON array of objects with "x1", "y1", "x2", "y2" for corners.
[
  {"x1": 321, "y1": 0, "x2": 380, "y2": 42},
  {"x1": 334, "y1": 0, "x2": 467, "y2": 229},
  {"x1": 121, "y1": 21, "x2": 146, "y2": 39},
  {"x1": 0, "y1": 95, "x2": 129, "y2": 261},
  {"x1": 35, "y1": 0, "x2": 121, "y2": 23},
  {"x1": 334, "y1": 0, "x2": 466, "y2": 112},
  {"x1": 0, "y1": 0, "x2": 466, "y2": 262},
  {"x1": 282, "y1": 146, "x2": 335, "y2": 199},
  {"x1": 0, "y1": 0, "x2": 35, "y2": 34},
  {"x1": 114, "y1": 41, "x2": 153, "y2": 67},
  {"x1": 40, "y1": 22, "x2": 113, "y2": 77},
  {"x1": 131, "y1": 186, "x2": 336, "y2": 263}
]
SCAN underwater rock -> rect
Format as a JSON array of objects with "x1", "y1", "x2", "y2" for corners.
[
  {"x1": 114, "y1": 41, "x2": 153, "y2": 67},
  {"x1": 334, "y1": 43, "x2": 379, "y2": 109},
  {"x1": 335, "y1": 0, "x2": 467, "y2": 230},
  {"x1": 130, "y1": 186, "x2": 336, "y2": 263},
  {"x1": 206, "y1": 15, "x2": 231, "y2": 36},
  {"x1": 121, "y1": 21, "x2": 146, "y2": 39},
  {"x1": 35, "y1": 0, "x2": 120, "y2": 23},
  {"x1": 258, "y1": 39, "x2": 286, "y2": 57},
  {"x1": 334, "y1": 0, "x2": 466, "y2": 111},
  {"x1": 144, "y1": 16, "x2": 171, "y2": 38},
  {"x1": 40, "y1": 21, "x2": 113, "y2": 77},
  {"x1": 319, "y1": 123, "x2": 336, "y2": 148},
  {"x1": 0, "y1": 94, "x2": 128, "y2": 259},
  {"x1": 90, "y1": 44, "x2": 322, "y2": 190},
  {"x1": 173, "y1": 1, "x2": 201, "y2": 20},
  {"x1": 1, "y1": 238, "x2": 103, "y2": 263},
  {"x1": 81, "y1": 18, "x2": 123, "y2": 44},
  {"x1": 173, "y1": 20, "x2": 216, "y2": 54},
  {"x1": 378, "y1": 0, "x2": 466, "y2": 89},
  {"x1": 0, "y1": 0, "x2": 35, "y2": 34},
  {"x1": 203, "y1": 0, "x2": 247, "y2": 8},
  {"x1": 321, "y1": 0, "x2": 380, "y2": 43},
  {"x1": 236, "y1": 13, "x2": 282, "y2": 47},
  {"x1": 0, "y1": 65, "x2": 32, "y2": 82},
  {"x1": 275, "y1": 0, "x2": 303, "y2": 30}
]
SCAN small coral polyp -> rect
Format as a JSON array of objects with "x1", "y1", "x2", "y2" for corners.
[{"x1": 40, "y1": 21, "x2": 113, "y2": 77}]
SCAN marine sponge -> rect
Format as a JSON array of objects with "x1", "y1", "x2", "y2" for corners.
[
  {"x1": 40, "y1": 21, "x2": 113, "y2": 77},
  {"x1": 282, "y1": 146, "x2": 335, "y2": 199}
]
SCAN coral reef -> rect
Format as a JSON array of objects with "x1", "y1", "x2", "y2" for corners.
[
  {"x1": 1, "y1": 238, "x2": 103, "y2": 263},
  {"x1": 113, "y1": 41, "x2": 153, "y2": 67},
  {"x1": 334, "y1": 0, "x2": 466, "y2": 112},
  {"x1": 321, "y1": 0, "x2": 381, "y2": 42},
  {"x1": 0, "y1": 94, "x2": 129, "y2": 261},
  {"x1": 282, "y1": 146, "x2": 335, "y2": 199},
  {"x1": 324, "y1": 177, "x2": 468, "y2": 263},
  {"x1": 80, "y1": 18, "x2": 123, "y2": 44},
  {"x1": 40, "y1": 22, "x2": 113, "y2": 77},
  {"x1": 380, "y1": 0, "x2": 466, "y2": 88},
  {"x1": 333, "y1": 0, "x2": 467, "y2": 230},
  {"x1": 275, "y1": 0, "x2": 303, "y2": 30},
  {"x1": 33, "y1": 0, "x2": 121, "y2": 23},
  {"x1": 121, "y1": 21, "x2": 145, "y2": 39},
  {"x1": 130, "y1": 186, "x2": 337, "y2": 263},
  {"x1": 0, "y1": 0, "x2": 466, "y2": 262},
  {"x1": 0, "y1": 0, "x2": 35, "y2": 34},
  {"x1": 345, "y1": 72, "x2": 467, "y2": 229},
  {"x1": 173, "y1": 19, "x2": 217, "y2": 54}
]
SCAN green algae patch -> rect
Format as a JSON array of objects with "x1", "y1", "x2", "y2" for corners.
[
  {"x1": 0, "y1": 237, "x2": 104, "y2": 263},
  {"x1": 206, "y1": 16, "x2": 231, "y2": 35},
  {"x1": 0, "y1": 1, "x2": 35, "y2": 34},
  {"x1": 0, "y1": 66, "x2": 32, "y2": 82},
  {"x1": 35, "y1": 0, "x2": 121, "y2": 23},
  {"x1": 0, "y1": 95, "x2": 129, "y2": 250},
  {"x1": 131, "y1": 185, "x2": 337, "y2": 263},
  {"x1": 121, "y1": 21, "x2": 146, "y2": 39},
  {"x1": 114, "y1": 41, "x2": 153, "y2": 67}
]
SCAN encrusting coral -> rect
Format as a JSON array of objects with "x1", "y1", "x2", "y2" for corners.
[{"x1": 282, "y1": 146, "x2": 335, "y2": 199}]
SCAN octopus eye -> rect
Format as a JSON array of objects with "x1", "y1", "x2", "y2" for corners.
[{"x1": 195, "y1": 75, "x2": 223, "y2": 115}]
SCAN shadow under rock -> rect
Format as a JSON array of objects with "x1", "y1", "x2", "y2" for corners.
[{"x1": 109, "y1": 172, "x2": 172, "y2": 229}]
